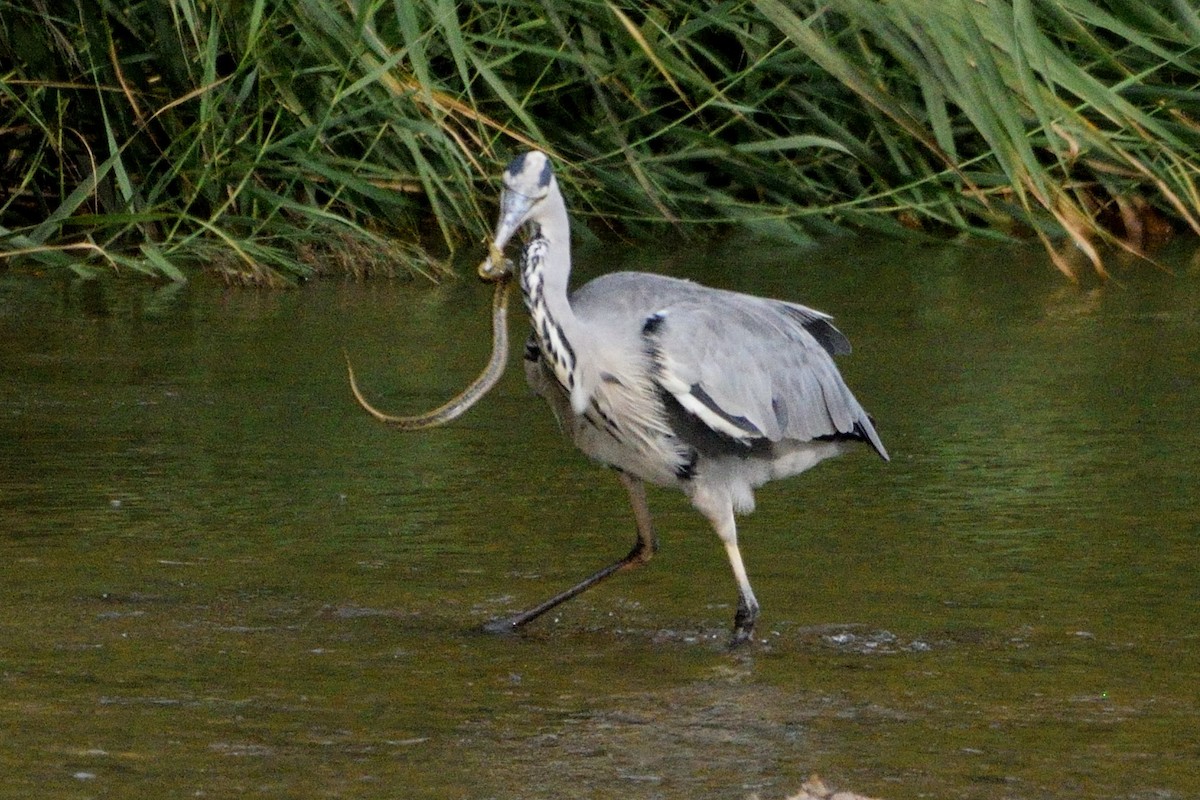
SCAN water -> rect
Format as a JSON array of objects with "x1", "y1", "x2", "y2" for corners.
[{"x1": 2, "y1": 238, "x2": 1198, "y2": 799}]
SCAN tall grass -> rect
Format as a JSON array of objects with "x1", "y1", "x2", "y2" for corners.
[{"x1": 2, "y1": 0, "x2": 1198, "y2": 284}]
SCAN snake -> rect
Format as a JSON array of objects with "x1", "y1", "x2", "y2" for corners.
[{"x1": 345, "y1": 261, "x2": 514, "y2": 430}]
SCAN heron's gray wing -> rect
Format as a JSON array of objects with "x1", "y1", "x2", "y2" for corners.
[{"x1": 642, "y1": 295, "x2": 886, "y2": 457}]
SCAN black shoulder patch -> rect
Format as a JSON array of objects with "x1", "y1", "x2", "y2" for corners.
[{"x1": 641, "y1": 312, "x2": 666, "y2": 337}]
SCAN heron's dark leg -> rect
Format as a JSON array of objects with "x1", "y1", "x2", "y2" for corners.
[
  {"x1": 691, "y1": 489, "x2": 759, "y2": 647},
  {"x1": 484, "y1": 471, "x2": 657, "y2": 634}
]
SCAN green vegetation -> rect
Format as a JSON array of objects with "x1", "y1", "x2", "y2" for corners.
[{"x1": 2, "y1": 0, "x2": 1198, "y2": 284}]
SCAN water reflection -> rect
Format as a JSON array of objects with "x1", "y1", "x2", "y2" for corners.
[{"x1": 1, "y1": 239, "x2": 1198, "y2": 798}]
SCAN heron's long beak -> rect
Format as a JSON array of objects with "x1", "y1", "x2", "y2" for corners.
[{"x1": 478, "y1": 188, "x2": 536, "y2": 281}]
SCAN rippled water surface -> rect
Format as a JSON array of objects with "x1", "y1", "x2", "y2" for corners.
[{"x1": 2, "y1": 239, "x2": 1198, "y2": 799}]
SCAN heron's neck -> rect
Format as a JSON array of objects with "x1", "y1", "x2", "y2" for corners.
[
  {"x1": 522, "y1": 190, "x2": 572, "y2": 304},
  {"x1": 521, "y1": 192, "x2": 593, "y2": 411}
]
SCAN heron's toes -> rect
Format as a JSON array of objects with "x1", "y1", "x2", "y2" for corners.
[
  {"x1": 728, "y1": 624, "x2": 755, "y2": 648},
  {"x1": 729, "y1": 598, "x2": 759, "y2": 647}
]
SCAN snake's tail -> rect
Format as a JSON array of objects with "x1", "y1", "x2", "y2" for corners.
[
  {"x1": 344, "y1": 349, "x2": 442, "y2": 429},
  {"x1": 345, "y1": 277, "x2": 512, "y2": 431}
]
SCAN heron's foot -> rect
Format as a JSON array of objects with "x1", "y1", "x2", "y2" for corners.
[
  {"x1": 481, "y1": 616, "x2": 522, "y2": 636},
  {"x1": 729, "y1": 598, "x2": 760, "y2": 647},
  {"x1": 729, "y1": 622, "x2": 756, "y2": 648}
]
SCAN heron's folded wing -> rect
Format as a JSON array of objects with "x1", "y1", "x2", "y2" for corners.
[{"x1": 642, "y1": 297, "x2": 884, "y2": 456}]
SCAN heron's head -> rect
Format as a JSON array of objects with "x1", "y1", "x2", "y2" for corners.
[{"x1": 478, "y1": 151, "x2": 556, "y2": 280}]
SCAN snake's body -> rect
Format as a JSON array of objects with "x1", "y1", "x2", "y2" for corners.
[{"x1": 345, "y1": 275, "x2": 513, "y2": 429}]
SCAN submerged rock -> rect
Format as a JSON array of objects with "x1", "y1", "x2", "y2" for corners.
[{"x1": 778, "y1": 774, "x2": 883, "y2": 800}]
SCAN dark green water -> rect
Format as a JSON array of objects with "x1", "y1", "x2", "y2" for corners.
[{"x1": 2, "y1": 239, "x2": 1198, "y2": 799}]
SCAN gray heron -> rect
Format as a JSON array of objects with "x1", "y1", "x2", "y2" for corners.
[{"x1": 474, "y1": 151, "x2": 889, "y2": 645}]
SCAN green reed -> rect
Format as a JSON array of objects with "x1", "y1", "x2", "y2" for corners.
[{"x1": 2, "y1": 0, "x2": 1197, "y2": 283}]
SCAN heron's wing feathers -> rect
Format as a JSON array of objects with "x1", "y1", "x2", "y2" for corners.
[
  {"x1": 773, "y1": 301, "x2": 852, "y2": 357},
  {"x1": 643, "y1": 297, "x2": 887, "y2": 458}
]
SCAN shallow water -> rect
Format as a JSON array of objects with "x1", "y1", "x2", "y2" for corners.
[{"x1": 2, "y1": 238, "x2": 1198, "y2": 799}]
